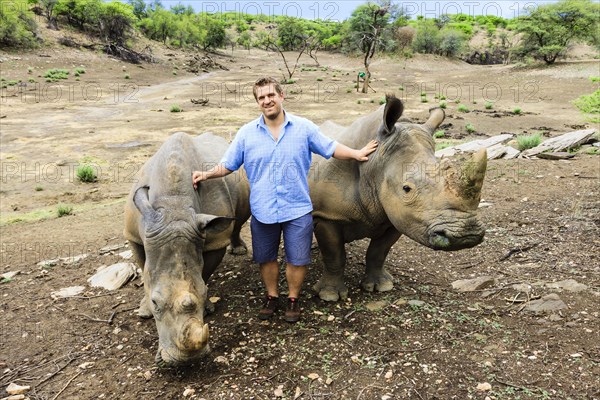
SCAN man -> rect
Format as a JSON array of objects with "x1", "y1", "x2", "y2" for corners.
[{"x1": 192, "y1": 77, "x2": 377, "y2": 323}]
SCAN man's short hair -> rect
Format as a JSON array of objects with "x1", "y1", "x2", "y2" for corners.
[{"x1": 253, "y1": 77, "x2": 283, "y2": 101}]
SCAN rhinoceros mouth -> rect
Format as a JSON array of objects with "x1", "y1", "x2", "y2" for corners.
[
  {"x1": 428, "y1": 229, "x2": 485, "y2": 251},
  {"x1": 155, "y1": 344, "x2": 211, "y2": 368}
]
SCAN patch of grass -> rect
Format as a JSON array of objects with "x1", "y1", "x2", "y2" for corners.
[
  {"x1": 27, "y1": 66, "x2": 33, "y2": 74},
  {"x1": 76, "y1": 164, "x2": 97, "y2": 182},
  {"x1": 457, "y1": 104, "x2": 469, "y2": 112},
  {"x1": 370, "y1": 99, "x2": 375, "y2": 103},
  {"x1": 286, "y1": 79, "x2": 296, "y2": 84},
  {"x1": 44, "y1": 68, "x2": 70, "y2": 82},
  {"x1": 485, "y1": 101, "x2": 493, "y2": 109},
  {"x1": 573, "y1": 88, "x2": 600, "y2": 123},
  {"x1": 34, "y1": 185, "x2": 43, "y2": 191},
  {"x1": 379, "y1": 97, "x2": 386, "y2": 105},
  {"x1": 357, "y1": 100, "x2": 362, "y2": 104},
  {"x1": 398, "y1": 85, "x2": 404, "y2": 91},
  {"x1": 433, "y1": 130, "x2": 445, "y2": 138},
  {"x1": 435, "y1": 141, "x2": 455, "y2": 151},
  {"x1": 589, "y1": 76, "x2": 600, "y2": 83},
  {"x1": 124, "y1": 74, "x2": 130, "y2": 79},
  {"x1": 170, "y1": 104, "x2": 182, "y2": 113},
  {"x1": 439, "y1": 95, "x2": 446, "y2": 100},
  {"x1": 316, "y1": 77, "x2": 323, "y2": 81},
  {"x1": 421, "y1": 97, "x2": 429, "y2": 103},
  {"x1": 57, "y1": 204, "x2": 73, "y2": 217},
  {"x1": 346, "y1": 88, "x2": 352, "y2": 93},
  {"x1": 465, "y1": 123, "x2": 476, "y2": 133},
  {"x1": 516, "y1": 132, "x2": 542, "y2": 150},
  {"x1": 439, "y1": 101, "x2": 447, "y2": 109},
  {"x1": 513, "y1": 107, "x2": 522, "y2": 114},
  {"x1": 74, "y1": 67, "x2": 86, "y2": 74},
  {"x1": 172, "y1": 70, "x2": 177, "y2": 76},
  {"x1": 28, "y1": 78, "x2": 36, "y2": 83}
]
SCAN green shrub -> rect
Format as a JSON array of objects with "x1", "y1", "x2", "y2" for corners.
[
  {"x1": 433, "y1": 130, "x2": 445, "y2": 138},
  {"x1": 379, "y1": 97, "x2": 386, "y2": 105},
  {"x1": 421, "y1": 97, "x2": 429, "y2": 103},
  {"x1": 439, "y1": 101, "x2": 447, "y2": 109},
  {"x1": 57, "y1": 204, "x2": 73, "y2": 217},
  {"x1": 75, "y1": 68, "x2": 86, "y2": 74},
  {"x1": 34, "y1": 185, "x2": 43, "y2": 191},
  {"x1": 485, "y1": 102, "x2": 493, "y2": 109},
  {"x1": 516, "y1": 132, "x2": 542, "y2": 150},
  {"x1": 76, "y1": 164, "x2": 97, "y2": 182},
  {"x1": 465, "y1": 123, "x2": 476, "y2": 133},
  {"x1": 44, "y1": 69, "x2": 70, "y2": 82},
  {"x1": 573, "y1": 88, "x2": 600, "y2": 123},
  {"x1": 170, "y1": 104, "x2": 182, "y2": 112},
  {"x1": 0, "y1": 0, "x2": 38, "y2": 49},
  {"x1": 457, "y1": 104, "x2": 469, "y2": 112},
  {"x1": 513, "y1": 107, "x2": 522, "y2": 114},
  {"x1": 316, "y1": 77, "x2": 323, "y2": 81},
  {"x1": 124, "y1": 74, "x2": 130, "y2": 79}
]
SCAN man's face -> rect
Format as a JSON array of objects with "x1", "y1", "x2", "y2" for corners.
[{"x1": 255, "y1": 84, "x2": 284, "y2": 120}]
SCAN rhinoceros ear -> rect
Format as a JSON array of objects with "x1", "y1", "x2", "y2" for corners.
[
  {"x1": 196, "y1": 214, "x2": 234, "y2": 234},
  {"x1": 423, "y1": 107, "x2": 445, "y2": 134},
  {"x1": 378, "y1": 95, "x2": 404, "y2": 138},
  {"x1": 133, "y1": 186, "x2": 160, "y2": 222}
]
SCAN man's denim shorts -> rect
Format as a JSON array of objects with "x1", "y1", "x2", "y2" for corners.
[{"x1": 250, "y1": 213, "x2": 313, "y2": 266}]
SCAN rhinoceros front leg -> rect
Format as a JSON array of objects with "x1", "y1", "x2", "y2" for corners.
[
  {"x1": 362, "y1": 227, "x2": 402, "y2": 293},
  {"x1": 313, "y1": 220, "x2": 348, "y2": 302},
  {"x1": 130, "y1": 241, "x2": 153, "y2": 319},
  {"x1": 228, "y1": 218, "x2": 248, "y2": 255}
]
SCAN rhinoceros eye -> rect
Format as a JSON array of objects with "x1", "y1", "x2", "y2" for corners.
[{"x1": 402, "y1": 185, "x2": 412, "y2": 193}]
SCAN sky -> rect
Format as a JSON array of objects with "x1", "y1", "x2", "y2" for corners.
[{"x1": 152, "y1": 0, "x2": 559, "y2": 21}]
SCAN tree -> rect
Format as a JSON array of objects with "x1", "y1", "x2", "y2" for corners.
[
  {"x1": 202, "y1": 18, "x2": 225, "y2": 50},
  {"x1": 515, "y1": 0, "x2": 599, "y2": 64},
  {"x1": 127, "y1": 0, "x2": 147, "y2": 19},
  {"x1": 276, "y1": 17, "x2": 305, "y2": 51},
  {"x1": 0, "y1": 0, "x2": 37, "y2": 48},
  {"x1": 38, "y1": 0, "x2": 59, "y2": 29},
  {"x1": 412, "y1": 18, "x2": 440, "y2": 54},
  {"x1": 96, "y1": 1, "x2": 135, "y2": 45},
  {"x1": 344, "y1": 1, "x2": 397, "y2": 93}
]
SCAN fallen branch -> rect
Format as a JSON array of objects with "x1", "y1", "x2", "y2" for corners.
[
  {"x1": 499, "y1": 242, "x2": 540, "y2": 261},
  {"x1": 50, "y1": 371, "x2": 81, "y2": 400}
]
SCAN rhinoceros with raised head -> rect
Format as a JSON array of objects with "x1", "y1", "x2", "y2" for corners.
[
  {"x1": 310, "y1": 95, "x2": 487, "y2": 301},
  {"x1": 124, "y1": 132, "x2": 250, "y2": 366}
]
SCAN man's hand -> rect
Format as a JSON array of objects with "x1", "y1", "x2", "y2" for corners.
[
  {"x1": 192, "y1": 171, "x2": 206, "y2": 189},
  {"x1": 356, "y1": 139, "x2": 378, "y2": 161}
]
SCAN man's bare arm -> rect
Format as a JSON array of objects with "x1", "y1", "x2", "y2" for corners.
[
  {"x1": 332, "y1": 139, "x2": 378, "y2": 161},
  {"x1": 192, "y1": 163, "x2": 233, "y2": 189}
]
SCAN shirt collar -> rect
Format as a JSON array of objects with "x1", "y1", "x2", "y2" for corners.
[{"x1": 257, "y1": 109, "x2": 292, "y2": 129}]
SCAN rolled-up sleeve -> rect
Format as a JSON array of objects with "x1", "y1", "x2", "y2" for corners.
[
  {"x1": 307, "y1": 122, "x2": 337, "y2": 159},
  {"x1": 220, "y1": 130, "x2": 245, "y2": 171}
]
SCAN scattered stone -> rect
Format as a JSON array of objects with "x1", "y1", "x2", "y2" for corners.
[
  {"x1": 365, "y1": 300, "x2": 388, "y2": 311},
  {"x1": 512, "y1": 283, "x2": 532, "y2": 293},
  {"x1": 307, "y1": 373, "x2": 319, "y2": 380},
  {"x1": 37, "y1": 259, "x2": 60, "y2": 268},
  {"x1": 382, "y1": 395, "x2": 392, "y2": 400},
  {"x1": 118, "y1": 250, "x2": 133, "y2": 259},
  {"x1": 451, "y1": 276, "x2": 497, "y2": 292},
  {"x1": 325, "y1": 377, "x2": 333, "y2": 385},
  {"x1": 214, "y1": 356, "x2": 229, "y2": 365},
  {"x1": 478, "y1": 201, "x2": 493, "y2": 208},
  {"x1": 209, "y1": 296, "x2": 220, "y2": 304},
  {"x1": 385, "y1": 370, "x2": 393, "y2": 379},
  {"x1": 570, "y1": 353, "x2": 582, "y2": 358},
  {"x1": 521, "y1": 129, "x2": 596, "y2": 157},
  {"x1": 183, "y1": 388, "x2": 195, "y2": 397},
  {"x1": 294, "y1": 386, "x2": 302, "y2": 399},
  {"x1": 524, "y1": 293, "x2": 567, "y2": 313},
  {"x1": 327, "y1": 315, "x2": 335, "y2": 322},
  {"x1": 408, "y1": 300, "x2": 425, "y2": 307},
  {"x1": 502, "y1": 146, "x2": 521, "y2": 159},
  {"x1": 62, "y1": 253, "x2": 89, "y2": 265},
  {"x1": 77, "y1": 362, "x2": 95, "y2": 369},
  {"x1": 476, "y1": 382, "x2": 492, "y2": 391},
  {"x1": 545, "y1": 279, "x2": 588, "y2": 292},
  {"x1": 143, "y1": 370, "x2": 152, "y2": 381},
  {"x1": 51, "y1": 286, "x2": 85, "y2": 299},
  {"x1": 6, "y1": 383, "x2": 30, "y2": 395},
  {"x1": 394, "y1": 298, "x2": 408, "y2": 306},
  {"x1": 1, "y1": 271, "x2": 20, "y2": 280},
  {"x1": 274, "y1": 385, "x2": 284, "y2": 397},
  {"x1": 88, "y1": 262, "x2": 136, "y2": 290}
]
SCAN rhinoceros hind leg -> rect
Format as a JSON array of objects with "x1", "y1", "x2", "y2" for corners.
[
  {"x1": 229, "y1": 216, "x2": 248, "y2": 255},
  {"x1": 137, "y1": 295, "x2": 153, "y2": 319},
  {"x1": 362, "y1": 228, "x2": 402, "y2": 293},
  {"x1": 313, "y1": 277, "x2": 348, "y2": 302}
]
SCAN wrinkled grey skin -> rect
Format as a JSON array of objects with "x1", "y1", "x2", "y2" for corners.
[
  {"x1": 310, "y1": 95, "x2": 487, "y2": 301},
  {"x1": 124, "y1": 132, "x2": 250, "y2": 366}
]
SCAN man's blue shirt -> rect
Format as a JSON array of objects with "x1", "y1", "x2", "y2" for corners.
[{"x1": 221, "y1": 111, "x2": 337, "y2": 224}]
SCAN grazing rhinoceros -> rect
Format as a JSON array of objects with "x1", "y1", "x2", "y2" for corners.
[
  {"x1": 124, "y1": 132, "x2": 250, "y2": 366},
  {"x1": 310, "y1": 95, "x2": 487, "y2": 301}
]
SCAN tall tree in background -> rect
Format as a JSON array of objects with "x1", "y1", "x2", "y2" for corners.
[
  {"x1": 345, "y1": 1, "x2": 397, "y2": 93},
  {"x1": 515, "y1": 0, "x2": 599, "y2": 64}
]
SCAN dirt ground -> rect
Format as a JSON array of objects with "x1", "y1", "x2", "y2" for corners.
[{"x1": 1, "y1": 37, "x2": 599, "y2": 400}]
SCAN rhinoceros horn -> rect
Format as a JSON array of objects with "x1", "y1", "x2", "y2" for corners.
[
  {"x1": 423, "y1": 107, "x2": 446, "y2": 134},
  {"x1": 179, "y1": 318, "x2": 209, "y2": 352},
  {"x1": 442, "y1": 149, "x2": 487, "y2": 206}
]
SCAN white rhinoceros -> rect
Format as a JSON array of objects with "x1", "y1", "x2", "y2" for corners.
[
  {"x1": 124, "y1": 132, "x2": 250, "y2": 366},
  {"x1": 309, "y1": 95, "x2": 487, "y2": 301}
]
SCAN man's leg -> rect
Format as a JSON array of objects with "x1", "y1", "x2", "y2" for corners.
[
  {"x1": 285, "y1": 263, "x2": 307, "y2": 299},
  {"x1": 260, "y1": 261, "x2": 280, "y2": 297}
]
